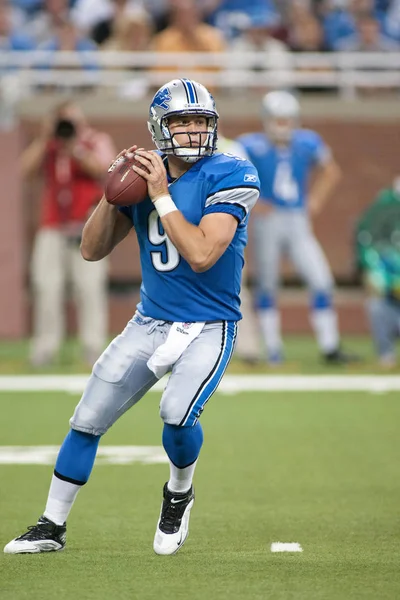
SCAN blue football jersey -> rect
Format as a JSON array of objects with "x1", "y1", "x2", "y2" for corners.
[
  {"x1": 119, "y1": 153, "x2": 259, "y2": 322},
  {"x1": 237, "y1": 129, "x2": 331, "y2": 210}
]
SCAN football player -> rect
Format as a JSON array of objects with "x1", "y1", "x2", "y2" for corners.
[
  {"x1": 237, "y1": 90, "x2": 357, "y2": 364},
  {"x1": 5, "y1": 79, "x2": 260, "y2": 555},
  {"x1": 217, "y1": 132, "x2": 262, "y2": 364}
]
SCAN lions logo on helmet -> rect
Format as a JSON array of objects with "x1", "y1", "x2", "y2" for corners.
[
  {"x1": 148, "y1": 78, "x2": 219, "y2": 163},
  {"x1": 153, "y1": 86, "x2": 172, "y2": 111}
]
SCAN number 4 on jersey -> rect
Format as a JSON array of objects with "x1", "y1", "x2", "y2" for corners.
[{"x1": 273, "y1": 161, "x2": 299, "y2": 203}]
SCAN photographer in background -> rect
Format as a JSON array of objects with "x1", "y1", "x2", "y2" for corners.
[
  {"x1": 356, "y1": 176, "x2": 400, "y2": 367},
  {"x1": 21, "y1": 100, "x2": 116, "y2": 367}
]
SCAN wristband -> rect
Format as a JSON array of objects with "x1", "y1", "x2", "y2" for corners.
[{"x1": 154, "y1": 194, "x2": 178, "y2": 218}]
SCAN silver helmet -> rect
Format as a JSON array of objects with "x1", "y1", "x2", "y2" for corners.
[
  {"x1": 147, "y1": 78, "x2": 219, "y2": 163},
  {"x1": 262, "y1": 90, "x2": 300, "y2": 144}
]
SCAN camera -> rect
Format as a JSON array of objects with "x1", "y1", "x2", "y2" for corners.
[{"x1": 54, "y1": 118, "x2": 76, "y2": 140}]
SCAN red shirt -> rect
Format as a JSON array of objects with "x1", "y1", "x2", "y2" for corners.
[{"x1": 40, "y1": 129, "x2": 115, "y2": 229}]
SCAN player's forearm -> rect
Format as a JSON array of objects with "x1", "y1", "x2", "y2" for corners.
[
  {"x1": 81, "y1": 196, "x2": 121, "y2": 261},
  {"x1": 160, "y1": 211, "x2": 214, "y2": 273},
  {"x1": 309, "y1": 163, "x2": 341, "y2": 213}
]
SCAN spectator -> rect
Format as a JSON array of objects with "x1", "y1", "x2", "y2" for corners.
[
  {"x1": 229, "y1": 9, "x2": 290, "y2": 72},
  {"x1": 337, "y1": 12, "x2": 399, "y2": 49},
  {"x1": 288, "y1": 5, "x2": 326, "y2": 51},
  {"x1": 37, "y1": 17, "x2": 99, "y2": 71},
  {"x1": 151, "y1": 0, "x2": 226, "y2": 75},
  {"x1": 356, "y1": 177, "x2": 400, "y2": 367},
  {"x1": 0, "y1": 0, "x2": 35, "y2": 51},
  {"x1": 142, "y1": 0, "x2": 169, "y2": 32},
  {"x1": 100, "y1": 8, "x2": 152, "y2": 51},
  {"x1": 21, "y1": 101, "x2": 116, "y2": 367},
  {"x1": 383, "y1": 0, "x2": 400, "y2": 41},
  {"x1": 205, "y1": 0, "x2": 280, "y2": 41},
  {"x1": 71, "y1": 0, "x2": 145, "y2": 37},
  {"x1": 10, "y1": 0, "x2": 42, "y2": 16},
  {"x1": 323, "y1": 0, "x2": 385, "y2": 49},
  {"x1": 19, "y1": 0, "x2": 70, "y2": 46},
  {"x1": 286, "y1": 2, "x2": 332, "y2": 92},
  {"x1": 94, "y1": 4, "x2": 152, "y2": 49}
]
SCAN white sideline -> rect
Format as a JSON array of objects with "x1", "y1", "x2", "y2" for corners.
[{"x1": 0, "y1": 374, "x2": 399, "y2": 393}]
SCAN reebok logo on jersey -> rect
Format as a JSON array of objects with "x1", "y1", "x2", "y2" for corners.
[{"x1": 244, "y1": 173, "x2": 257, "y2": 182}]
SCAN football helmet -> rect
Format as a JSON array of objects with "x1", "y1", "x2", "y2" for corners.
[
  {"x1": 262, "y1": 90, "x2": 300, "y2": 144},
  {"x1": 148, "y1": 79, "x2": 219, "y2": 163}
]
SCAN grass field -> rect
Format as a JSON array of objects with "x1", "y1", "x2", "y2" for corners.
[
  {"x1": 1, "y1": 383, "x2": 399, "y2": 600},
  {"x1": 1, "y1": 335, "x2": 400, "y2": 375}
]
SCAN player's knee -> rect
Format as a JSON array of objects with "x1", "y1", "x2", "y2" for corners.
[
  {"x1": 255, "y1": 291, "x2": 276, "y2": 309},
  {"x1": 311, "y1": 291, "x2": 333, "y2": 310},
  {"x1": 69, "y1": 403, "x2": 108, "y2": 437},
  {"x1": 159, "y1": 400, "x2": 183, "y2": 426},
  {"x1": 162, "y1": 422, "x2": 204, "y2": 468},
  {"x1": 69, "y1": 374, "x2": 118, "y2": 436}
]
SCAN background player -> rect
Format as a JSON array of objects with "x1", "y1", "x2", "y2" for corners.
[
  {"x1": 237, "y1": 90, "x2": 357, "y2": 365},
  {"x1": 4, "y1": 79, "x2": 259, "y2": 556},
  {"x1": 217, "y1": 131, "x2": 261, "y2": 364}
]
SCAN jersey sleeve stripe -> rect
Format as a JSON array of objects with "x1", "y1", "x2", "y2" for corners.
[
  {"x1": 205, "y1": 184, "x2": 259, "y2": 199},
  {"x1": 205, "y1": 187, "x2": 259, "y2": 214}
]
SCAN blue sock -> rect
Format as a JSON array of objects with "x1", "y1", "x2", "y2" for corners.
[
  {"x1": 162, "y1": 422, "x2": 203, "y2": 469},
  {"x1": 311, "y1": 291, "x2": 332, "y2": 310},
  {"x1": 55, "y1": 429, "x2": 100, "y2": 485},
  {"x1": 256, "y1": 291, "x2": 276, "y2": 310}
]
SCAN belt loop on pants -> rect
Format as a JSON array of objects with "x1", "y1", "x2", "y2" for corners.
[{"x1": 147, "y1": 320, "x2": 160, "y2": 335}]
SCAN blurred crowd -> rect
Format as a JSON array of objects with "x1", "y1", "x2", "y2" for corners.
[{"x1": 2, "y1": 0, "x2": 400, "y2": 60}]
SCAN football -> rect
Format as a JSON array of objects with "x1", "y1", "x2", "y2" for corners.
[{"x1": 105, "y1": 153, "x2": 148, "y2": 206}]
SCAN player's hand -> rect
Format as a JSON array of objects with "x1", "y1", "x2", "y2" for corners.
[
  {"x1": 132, "y1": 150, "x2": 169, "y2": 202},
  {"x1": 108, "y1": 145, "x2": 141, "y2": 170},
  {"x1": 308, "y1": 195, "x2": 323, "y2": 218}
]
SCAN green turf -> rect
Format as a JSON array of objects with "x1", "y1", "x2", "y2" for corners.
[
  {"x1": 1, "y1": 390, "x2": 399, "y2": 599},
  {"x1": 1, "y1": 335, "x2": 398, "y2": 375}
]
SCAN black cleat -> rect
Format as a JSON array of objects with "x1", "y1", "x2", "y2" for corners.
[
  {"x1": 4, "y1": 516, "x2": 66, "y2": 554},
  {"x1": 153, "y1": 483, "x2": 195, "y2": 555},
  {"x1": 323, "y1": 348, "x2": 362, "y2": 365}
]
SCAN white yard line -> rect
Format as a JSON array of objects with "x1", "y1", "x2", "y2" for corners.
[
  {"x1": 271, "y1": 542, "x2": 303, "y2": 553},
  {"x1": 0, "y1": 446, "x2": 168, "y2": 465},
  {"x1": 0, "y1": 374, "x2": 399, "y2": 393}
]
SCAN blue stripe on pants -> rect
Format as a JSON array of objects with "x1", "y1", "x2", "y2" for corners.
[{"x1": 181, "y1": 321, "x2": 237, "y2": 426}]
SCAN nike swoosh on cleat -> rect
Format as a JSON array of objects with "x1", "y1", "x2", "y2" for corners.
[{"x1": 170, "y1": 498, "x2": 186, "y2": 504}]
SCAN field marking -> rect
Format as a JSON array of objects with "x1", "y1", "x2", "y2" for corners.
[
  {"x1": 0, "y1": 446, "x2": 168, "y2": 465},
  {"x1": 0, "y1": 374, "x2": 399, "y2": 393},
  {"x1": 271, "y1": 542, "x2": 303, "y2": 553}
]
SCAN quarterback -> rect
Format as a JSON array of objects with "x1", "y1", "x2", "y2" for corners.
[{"x1": 5, "y1": 79, "x2": 259, "y2": 556}]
